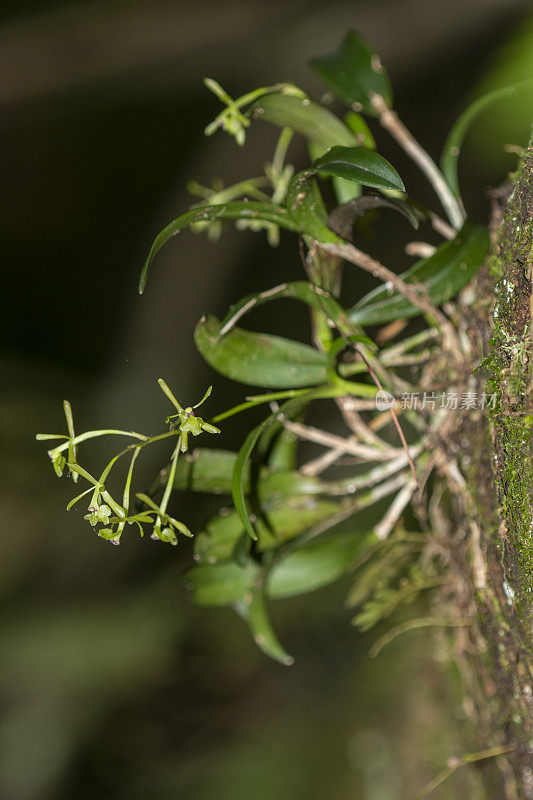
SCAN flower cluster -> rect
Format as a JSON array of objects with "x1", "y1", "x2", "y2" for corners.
[
  {"x1": 203, "y1": 78, "x2": 304, "y2": 147},
  {"x1": 36, "y1": 382, "x2": 220, "y2": 546}
]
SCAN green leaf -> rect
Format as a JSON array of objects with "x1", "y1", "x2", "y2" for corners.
[
  {"x1": 349, "y1": 222, "x2": 490, "y2": 326},
  {"x1": 343, "y1": 111, "x2": 375, "y2": 148},
  {"x1": 194, "y1": 496, "x2": 335, "y2": 562},
  {"x1": 254, "y1": 497, "x2": 343, "y2": 550},
  {"x1": 188, "y1": 530, "x2": 377, "y2": 605},
  {"x1": 139, "y1": 201, "x2": 301, "y2": 293},
  {"x1": 194, "y1": 314, "x2": 329, "y2": 388},
  {"x1": 194, "y1": 510, "x2": 245, "y2": 562},
  {"x1": 250, "y1": 93, "x2": 364, "y2": 149},
  {"x1": 286, "y1": 173, "x2": 340, "y2": 244},
  {"x1": 313, "y1": 146, "x2": 404, "y2": 192},
  {"x1": 231, "y1": 531, "x2": 251, "y2": 567},
  {"x1": 232, "y1": 388, "x2": 327, "y2": 540},
  {"x1": 441, "y1": 80, "x2": 533, "y2": 199},
  {"x1": 168, "y1": 445, "x2": 326, "y2": 499},
  {"x1": 185, "y1": 562, "x2": 294, "y2": 665},
  {"x1": 264, "y1": 426, "x2": 298, "y2": 471},
  {"x1": 286, "y1": 148, "x2": 404, "y2": 242},
  {"x1": 310, "y1": 30, "x2": 393, "y2": 115},
  {"x1": 170, "y1": 448, "x2": 239, "y2": 494},
  {"x1": 268, "y1": 531, "x2": 376, "y2": 598},
  {"x1": 235, "y1": 588, "x2": 294, "y2": 666},
  {"x1": 193, "y1": 468, "x2": 337, "y2": 562},
  {"x1": 185, "y1": 560, "x2": 259, "y2": 606}
]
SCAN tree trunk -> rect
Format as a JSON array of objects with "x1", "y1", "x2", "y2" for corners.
[{"x1": 450, "y1": 138, "x2": 532, "y2": 798}]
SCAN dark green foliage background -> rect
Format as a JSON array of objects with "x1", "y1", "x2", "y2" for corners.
[{"x1": 2, "y1": 1, "x2": 532, "y2": 798}]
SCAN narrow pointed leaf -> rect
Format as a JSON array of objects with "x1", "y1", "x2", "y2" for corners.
[
  {"x1": 310, "y1": 30, "x2": 393, "y2": 115},
  {"x1": 235, "y1": 587, "x2": 294, "y2": 665},
  {"x1": 139, "y1": 201, "x2": 301, "y2": 293},
  {"x1": 195, "y1": 314, "x2": 329, "y2": 388},
  {"x1": 350, "y1": 222, "x2": 489, "y2": 326}
]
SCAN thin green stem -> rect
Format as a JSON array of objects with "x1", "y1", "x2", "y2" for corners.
[
  {"x1": 370, "y1": 617, "x2": 471, "y2": 658},
  {"x1": 412, "y1": 744, "x2": 516, "y2": 800},
  {"x1": 48, "y1": 428, "x2": 147, "y2": 455},
  {"x1": 123, "y1": 447, "x2": 141, "y2": 516},
  {"x1": 158, "y1": 437, "x2": 182, "y2": 520}
]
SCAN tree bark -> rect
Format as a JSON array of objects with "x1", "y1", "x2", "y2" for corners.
[{"x1": 451, "y1": 138, "x2": 532, "y2": 798}]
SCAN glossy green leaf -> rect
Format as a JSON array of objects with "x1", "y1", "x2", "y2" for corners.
[
  {"x1": 235, "y1": 588, "x2": 294, "y2": 665},
  {"x1": 307, "y1": 117, "x2": 376, "y2": 205},
  {"x1": 139, "y1": 201, "x2": 301, "y2": 293},
  {"x1": 185, "y1": 561, "x2": 294, "y2": 665},
  {"x1": 308, "y1": 139, "x2": 361, "y2": 206},
  {"x1": 195, "y1": 314, "x2": 329, "y2": 388},
  {"x1": 313, "y1": 146, "x2": 404, "y2": 192},
  {"x1": 268, "y1": 531, "x2": 376, "y2": 598},
  {"x1": 250, "y1": 93, "x2": 362, "y2": 149},
  {"x1": 350, "y1": 222, "x2": 490, "y2": 326},
  {"x1": 286, "y1": 148, "x2": 404, "y2": 242},
  {"x1": 441, "y1": 80, "x2": 533, "y2": 199},
  {"x1": 310, "y1": 30, "x2": 393, "y2": 115}
]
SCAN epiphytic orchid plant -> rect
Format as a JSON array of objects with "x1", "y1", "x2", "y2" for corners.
[{"x1": 38, "y1": 30, "x2": 529, "y2": 664}]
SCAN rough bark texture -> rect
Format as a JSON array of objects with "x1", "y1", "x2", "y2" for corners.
[{"x1": 453, "y1": 140, "x2": 533, "y2": 797}]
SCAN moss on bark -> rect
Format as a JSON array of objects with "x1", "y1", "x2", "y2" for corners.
[{"x1": 457, "y1": 139, "x2": 533, "y2": 797}]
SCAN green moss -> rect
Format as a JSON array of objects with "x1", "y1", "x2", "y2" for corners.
[{"x1": 484, "y1": 151, "x2": 533, "y2": 613}]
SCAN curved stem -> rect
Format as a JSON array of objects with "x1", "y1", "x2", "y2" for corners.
[
  {"x1": 49, "y1": 428, "x2": 147, "y2": 454},
  {"x1": 370, "y1": 93, "x2": 465, "y2": 229}
]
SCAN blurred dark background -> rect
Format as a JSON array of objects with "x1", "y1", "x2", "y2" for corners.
[{"x1": 2, "y1": 2, "x2": 533, "y2": 798}]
